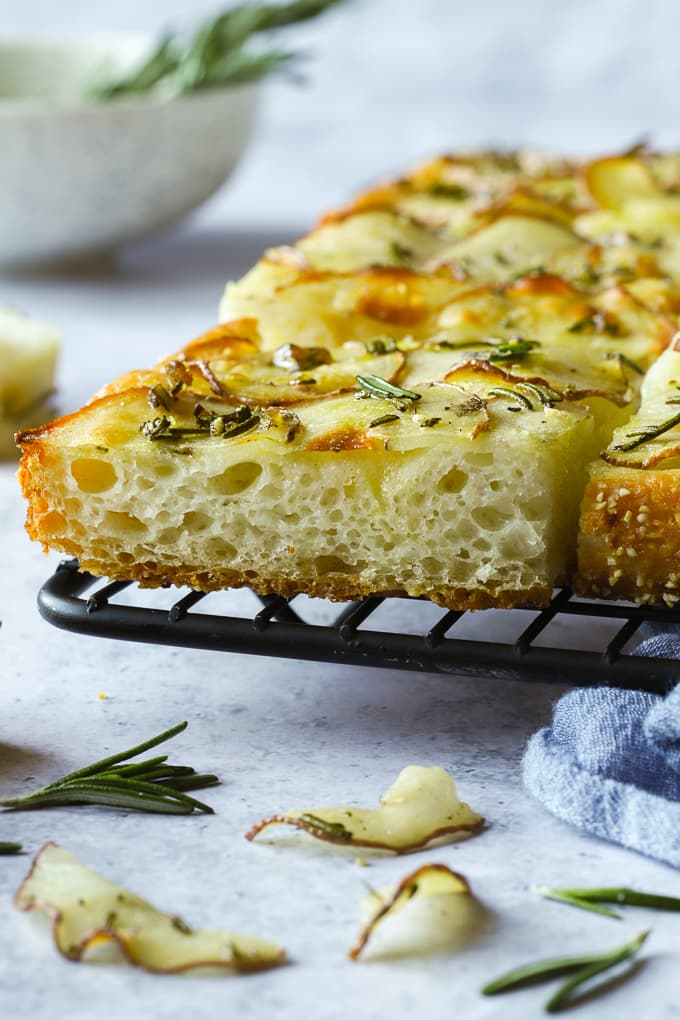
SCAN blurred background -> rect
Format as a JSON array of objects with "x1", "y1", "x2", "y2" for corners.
[
  {"x1": 4, "y1": 0, "x2": 678, "y2": 233},
  {"x1": 2, "y1": 0, "x2": 678, "y2": 410}
]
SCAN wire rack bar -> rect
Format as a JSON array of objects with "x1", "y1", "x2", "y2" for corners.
[{"x1": 37, "y1": 559, "x2": 680, "y2": 694}]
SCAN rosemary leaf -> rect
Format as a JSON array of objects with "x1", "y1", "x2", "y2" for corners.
[
  {"x1": 0, "y1": 722, "x2": 216, "y2": 816},
  {"x1": 532, "y1": 885, "x2": 621, "y2": 919},
  {"x1": 0, "y1": 841, "x2": 22, "y2": 854},
  {"x1": 488, "y1": 338, "x2": 539, "y2": 362},
  {"x1": 545, "y1": 930, "x2": 650, "y2": 1013},
  {"x1": 550, "y1": 886, "x2": 680, "y2": 913},
  {"x1": 356, "y1": 374, "x2": 421, "y2": 403},
  {"x1": 612, "y1": 409, "x2": 680, "y2": 452},
  {"x1": 482, "y1": 929, "x2": 649, "y2": 1002},
  {"x1": 298, "y1": 813, "x2": 353, "y2": 842}
]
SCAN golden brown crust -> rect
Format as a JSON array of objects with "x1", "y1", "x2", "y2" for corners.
[
  {"x1": 575, "y1": 469, "x2": 680, "y2": 605},
  {"x1": 32, "y1": 542, "x2": 555, "y2": 612}
]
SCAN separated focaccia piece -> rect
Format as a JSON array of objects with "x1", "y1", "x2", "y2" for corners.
[
  {"x1": 576, "y1": 339, "x2": 680, "y2": 605},
  {"x1": 0, "y1": 306, "x2": 59, "y2": 459}
]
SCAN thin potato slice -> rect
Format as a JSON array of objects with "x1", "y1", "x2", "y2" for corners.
[
  {"x1": 348, "y1": 863, "x2": 471, "y2": 960},
  {"x1": 15, "y1": 843, "x2": 285, "y2": 974},
  {"x1": 245, "y1": 766, "x2": 484, "y2": 852},
  {"x1": 583, "y1": 156, "x2": 660, "y2": 209}
]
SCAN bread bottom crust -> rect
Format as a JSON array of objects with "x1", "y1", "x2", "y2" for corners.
[{"x1": 67, "y1": 552, "x2": 553, "y2": 612}]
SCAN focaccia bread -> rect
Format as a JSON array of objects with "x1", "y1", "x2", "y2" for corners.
[{"x1": 16, "y1": 149, "x2": 680, "y2": 609}]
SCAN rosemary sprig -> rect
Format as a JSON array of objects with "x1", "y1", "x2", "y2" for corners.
[
  {"x1": 611, "y1": 409, "x2": 680, "y2": 452},
  {"x1": 355, "y1": 375, "x2": 421, "y2": 403},
  {"x1": 87, "y1": 0, "x2": 350, "y2": 100},
  {"x1": 483, "y1": 929, "x2": 650, "y2": 1013},
  {"x1": 0, "y1": 722, "x2": 217, "y2": 816},
  {"x1": 534, "y1": 884, "x2": 680, "y2": 918},
  {"x1": 0, "y1": 842, "x2": 22, "y2": 854}
]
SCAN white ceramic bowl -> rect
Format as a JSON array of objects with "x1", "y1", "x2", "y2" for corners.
[{"x1": 0, "y1": 35, "x2": 259, "y2": 266}]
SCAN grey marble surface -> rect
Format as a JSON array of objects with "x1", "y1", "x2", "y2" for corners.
[{"x1": 2, "y1": 2, "x2": 680, "y2": 1016}]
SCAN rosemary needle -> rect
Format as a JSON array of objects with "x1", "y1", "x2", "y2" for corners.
[
  {"x1": 533, "y1": 884, "x2": 680, "y2": 918},
  {"x1": 0, "y1": 842, "x2": 22, "y2": 854},
  {"x1": 483, "y1": 930, "x2": 650, "y2": 1013},
  {"x1": 0, "y1": 722, "x2": 218, "y2": 816}
]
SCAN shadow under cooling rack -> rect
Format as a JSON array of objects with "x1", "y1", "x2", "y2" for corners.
[{"x1": 37, "y1": 559, "x2": 680, "y2": 694}]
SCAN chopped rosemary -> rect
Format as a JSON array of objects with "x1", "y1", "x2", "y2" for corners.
[
  {"x1": 272, "y1": 342, "x2": 331, "y2": 371},
  {"x1": 0, "y1": 722, "x2": 217, "y2": 815},
  {"x1": 390, "y1": 241, "x2": 415, "y2": 261},
  {"x1": 611, "y1": 409, "x2": 680, "y2": 452},
  {"x1": 418, "y1": 417, "x2": 442, "y2": 427},
  {"x1": 487, "y1": 338, "x2": 539, "y2": 363},
  {"x1": 604, "y1": 352, "x2": 645, "y2": 376},
  {"x1": 297, "y1": 813, "x2": 353, "y2": 842},
  {"x1": 0, "y1": 841, "x2": 22, "y2": 854},
  {"x1": 487, "y1": 386, "x2": 533, "y2": 410},
  {"x1": 482, "y1": 929, "x2": 650, "y2": 1013},
  {"x1": 141, "y1": 404, "x2": 260, "y2": 443},
  {"x1": 568, "y1": 311, "x2": 621, "y2": 336},
  {"x1": 356, "y1": 374, "x2": 421, "y2": 403},
  {"x1": 147, "y1": 383, "x2": 175, "y2": 410},
  {"x1": 364, "y1": 336, "x2": 398, "y2": 355},
  {"x1": 534, "y1": 884, "x2": 680, "y2": 918},
  {"x1": 427, "y1": 183, "x2": 469, "y2": 201},
  {"x1": 368, "y1": 413, "x2": 400, "y2": 427},
  {"x1": 516, "y1": 381, "x2": 563, "y2": 406},
  {"x1": 510, "y1": 264, "x2": 545, "y2": 280}
]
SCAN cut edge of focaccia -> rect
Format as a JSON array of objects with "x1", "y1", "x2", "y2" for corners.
[{"x1": 17, "y1": 355, "x2": 600, "y2": 610}]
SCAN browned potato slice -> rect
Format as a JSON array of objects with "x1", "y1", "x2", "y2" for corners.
[
  {"x1": 245, "y1": 766, "x2": 484, "y2": 852},
  {"x1": 15, "y1": 843, "x2": 285, "y2": 974},
  {"x1": 348, "y1": 863, "x2": 472, "y2": 960}
]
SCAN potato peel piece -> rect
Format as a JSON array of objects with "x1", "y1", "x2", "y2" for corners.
[
  {"x1": 348, "y1": 862, "x2": 471, "y2": 960},
  {"x1": 245, "y1": 766, "x2": 484, "y2": 853},
  {"x1": 14, "y1": 843, "x2": 285, "y2": 974}
]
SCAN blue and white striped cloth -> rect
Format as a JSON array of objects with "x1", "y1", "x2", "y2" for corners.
[{"x1": 523, "y1": 626, "x2": 680, "y2": 867}]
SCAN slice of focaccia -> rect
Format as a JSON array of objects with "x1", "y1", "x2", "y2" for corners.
[
  {"x1": 576, "y1": 340, "x2": 680, "y2": 605},
  {"x1": 16, "y1": 148, "x2": 680, "y2": 609},
  {"x1": 1, "y1": 307, "x2": 59, "y2": 459}
]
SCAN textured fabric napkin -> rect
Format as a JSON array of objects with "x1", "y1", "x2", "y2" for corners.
[{"x1": 522, "y1": 625, "x2": 680, "y2": 867}]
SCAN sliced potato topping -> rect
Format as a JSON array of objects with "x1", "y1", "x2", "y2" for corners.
[
  {"x1": 15, "y1": 843, "x2": 285, "y2": 974},
  {"x1": 602, "y1": 343, "x2": 680, "y2": 468},
  {"x1": 245, "y1": 766, "x2": 484, "y2": 853},
  {"x1": 348, "y1": 863, "x2": 472, "y2": 960}
]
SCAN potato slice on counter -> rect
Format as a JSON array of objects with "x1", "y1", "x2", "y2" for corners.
[
  {"x1": 245, "y1": 766, "x2": 484, "y2": 852},
  {"x1": 15, "y1": 843, "x2": 285, "y2": 974},
  {"x1": 349, "y1": 863, "x2": 473, "y2": 960}
]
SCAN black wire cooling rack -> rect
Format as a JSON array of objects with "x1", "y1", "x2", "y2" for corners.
[{"x1": 37, "y1": 559, "x2": 679, "y2": 693}]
